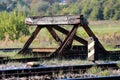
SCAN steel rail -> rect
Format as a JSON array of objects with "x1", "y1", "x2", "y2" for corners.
[
  {"x1": 0, "y1": 48, "x2": 120, "y2": 54},
  {"x1": 0, "y1": 48, "x2": 119, "y2": 64},
  {"x1": 0, "y1": 48, "x2": 21, "y2": 52},
  {"x1": 108, "y1": 50, "x2": 120, "y2": 54},
  {"x1": 0, "y1": 62, "x2": 119, "y2": 79},
  {"x1": 0, "y1": 57, "x2": 51, "y2": 64},
  {"x1": 0, "y1": 48, "x2": 56, "y2": 52},
  {"x1": 59, "y1": 75, "x2": 120, "y2": 80}
]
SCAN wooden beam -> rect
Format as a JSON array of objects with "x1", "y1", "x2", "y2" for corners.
[
  {"x1": 18, "y1": 26, "x2": 42, "y2": 54},
  {"x1": 46, "y1": 27, "x2": 62, "y2": 45},
  {"x1": 25, "y1": 15, "x2": 80, "y2": 25},
  {"x1": 82, "y1": 24, "x2": 96, "y2": 37},
  {"x1": 82, "y1": 23, "x2": 105, "y2": 51},
  {"x1": 56, "y1": 24, "x2": 79, "y2": 55},
  {"x1": 53, "y1": 25, "x2": 87, "y2": 46}
]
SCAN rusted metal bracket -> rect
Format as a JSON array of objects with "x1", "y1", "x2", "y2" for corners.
[{"x1": 88, "y1": 37, "x2": 98, "y2": 62}]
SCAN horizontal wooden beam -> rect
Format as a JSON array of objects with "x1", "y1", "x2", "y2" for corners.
[{"x1": 25, "y1": 15, "x2": 80, "y2": 25}]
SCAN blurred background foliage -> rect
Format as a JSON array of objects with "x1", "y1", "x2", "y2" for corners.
[{"x1": 0, "y1": 0, "x2": 119, "y2": 20}]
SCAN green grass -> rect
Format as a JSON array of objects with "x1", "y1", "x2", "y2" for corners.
[
  {"x1": 104, "y1": 45, "x2": 120, "y2": 51},
  {"x1": 117, "y1": 63, "x2": 120, "y2": 68},
  {"x1": 87, "y1": 66, "x2": 101, "y2": 74},
  {"x1": 100, "y1": 70, "x2": 110, "y2": 76},
  {"x1": 90, "y1": 26, "x2": 120, "y2": 36},
  {"x1": 77, "y1": 25, "x2": 120, "y2": 38},
  {"x1": 0, "y1": 52, "x2": 39, "y2": 59},
  {"x1": 76, "y1": 21, "x2": 120, "y2": 50}
]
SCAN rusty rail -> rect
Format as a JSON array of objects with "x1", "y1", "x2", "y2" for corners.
[
  {"x1": 60, "y1": 76, "x2": 120, "y2": 80},
  {"x1": 0, "y1": 48, "x2": 119, "y2": 64},
  {"x1": 0, "y1": 62, "x2": 119, "y2": 79}
]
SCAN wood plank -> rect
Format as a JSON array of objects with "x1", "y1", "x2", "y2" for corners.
[
  {"x1": 32, "y1": 48, "x2": 56, "y2": 52},
  {"x1": 25, "y1": 15, "x2": 80, "y2": 25}
]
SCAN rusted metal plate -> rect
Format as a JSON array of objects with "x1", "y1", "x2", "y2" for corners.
[{"x1": 25, "y1": 15, "x2": 80, "y2": 25}]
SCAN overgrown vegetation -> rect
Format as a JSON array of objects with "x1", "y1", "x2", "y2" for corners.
[
  {"x1": 100, "y1": 70, "x2": 110, "y2": 76},
  {"x1": 117, "y1": 63, "x2": 120, "y2": 68},
  {"x1": 0, "y1": 10, "x2": 29, "y2": 46},
  {"x1": 87, "y1": 66, "x2": 111, "y2": 76},
  {"x1": 87, "y1": 66, "x2": 101, "y2": 74},
  {"x1": 0, "y1": 52, "x2": 37, "y2": 59}
]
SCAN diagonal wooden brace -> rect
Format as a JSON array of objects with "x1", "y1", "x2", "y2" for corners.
[
  {"x1": 46, "y1": 27, "x2": 62, "y2": 45},
  {"x1": 80, "y1": 15, "x2": 106, "y2": 61},
  {"x1": 53, "y1": 25, "x2": 87, "y2": 46},
  {"x1": 18, "y1": 26, "x2": 42, "y2": 54},
  {"x1": 55, "y1": 24, "x2": 79, "y2": 55},
  {"x1": 82, "y1": 23, "x2": 105, "y2": 51}
]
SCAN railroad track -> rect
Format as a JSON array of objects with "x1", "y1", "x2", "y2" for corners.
[
  {"x1": 0, "y1": 57, "x2": 51, "y2": 64},
  {"x1": 60, "y1": 76, "x2": 120, "y2": 80},
  {"x1": 0, "y1": 48, "x2": 119, "y2": 64},
  {"x1": 0, "y1": 48, "x2": 21, "y2": 52},
  {"x1": 0, "y1": 48, "x2": 120, "y2": 54},
  {"x1": 0, "y1": 48, "x2": 56, "y2": 52},
  {"x1": 0, "y1": 62, "x2": 119, "y2": 79}
]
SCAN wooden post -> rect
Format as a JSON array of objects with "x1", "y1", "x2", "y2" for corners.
[
  {"x1": 46, "y1": 27, "x2": 62, "y2": 45},
  {"x1": 88, "y1": 37, "x2": 98, "y2": 61}
]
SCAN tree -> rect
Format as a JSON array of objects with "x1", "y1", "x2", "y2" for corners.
[
  {"x1": 113, "y1": 11, "x2": 120, "y2": 20},
  {"x1": 0, "y1": 11, "x2": 29, "y2": 45},
  {"x1": 112, "y1": 0, "x2": 120, "y2": 20},
  {"x1": 50, "y1": 3, "x2": 61, "y2": 15},
  {"x1": 30, "y1": 0, "x2": 49, "y2": 15},
  {"x1": 89, "y1": 1, "x2": 103, "y2": 20}
]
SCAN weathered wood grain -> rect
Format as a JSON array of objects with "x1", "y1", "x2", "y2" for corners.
[{"x1": 25, "y1": 15, "x2": 80, "y2": 25}]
